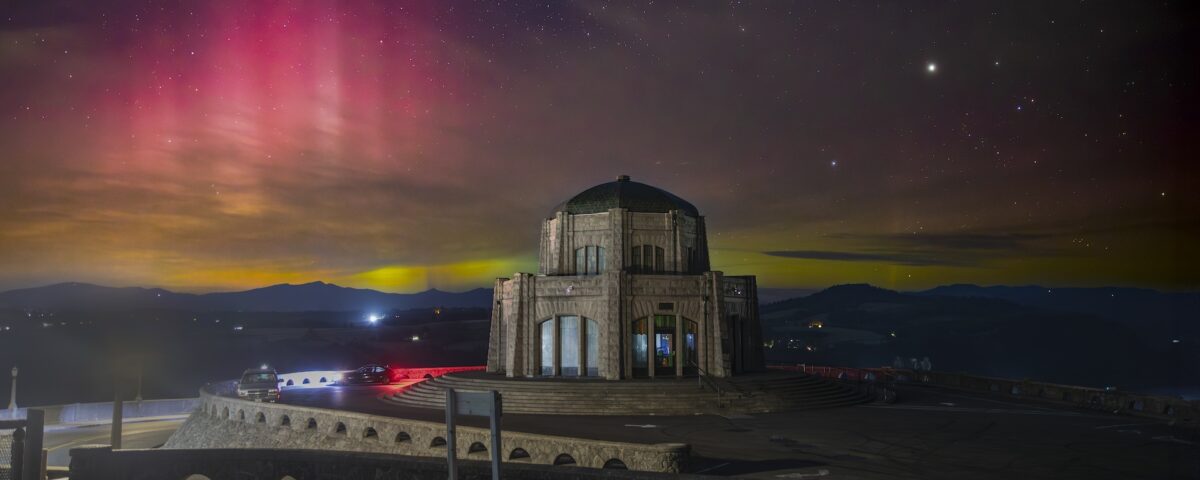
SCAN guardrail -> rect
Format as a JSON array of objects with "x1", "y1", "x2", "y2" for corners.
[
  {"x1": 0, "y1": 399, "x2": 198, "y2": 426},
  {"x1": 184, "y1": 385, "x2": 689, "y2": 473}
]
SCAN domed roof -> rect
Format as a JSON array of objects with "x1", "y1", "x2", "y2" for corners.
[{"x1": 553, "y1": 175, "x2": 700, "y2": 216}]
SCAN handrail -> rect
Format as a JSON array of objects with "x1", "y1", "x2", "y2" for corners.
[{"x1": 687, "y1": 361, "x2": 727, "y2": 406}]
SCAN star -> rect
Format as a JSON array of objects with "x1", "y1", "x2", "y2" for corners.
[
  {"x1": 830, "y1": 160, "x2": 838, "y2": 167},
  {"x1": 926, "y1": 62, "x2": 937, "y2": 73}
]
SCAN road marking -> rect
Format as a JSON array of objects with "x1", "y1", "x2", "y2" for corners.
[
  {"x1": 46, "y1": 421, "x2": 183, "y2": 451},
  {"x1": 862, "y1": 404, "x2": 1085, "y2": 417},
  {"x1": 623, "y1": 424, "x2": 659, "y2": 428},
  {"x1": 1153, "y1": 436, "x2": 1199, "y2": 446},
  {"x1": 694, "y1": 462, "x2": 730, "y2": 474},
  {"x1": 776, "y1": 469, "x2": 831, "y2": 478},
  {"x1": 1095, "y1": 422, "x2": 1157, "y2": 430}
]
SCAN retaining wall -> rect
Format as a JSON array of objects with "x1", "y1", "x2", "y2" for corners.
[
  {"x1": 69, "y1": 445, "x2": 703, "y2": 480},
  {"x1": 166, "y1": 388, "x2": 688, "y2": 473},
  {"x1": 915, "y1": 370, "x2": 1200, "y2": 425}
]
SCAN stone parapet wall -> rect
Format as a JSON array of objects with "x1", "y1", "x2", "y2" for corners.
[
  {"x1": 915, "y1": 370, "x2": 1200, "y2": 425},
  {"x1": 167, "y1": 388, "x2": 688, "y2": 473},
  {"x1": 69, "y1": 446, "x2": 704, "y2": 480}
]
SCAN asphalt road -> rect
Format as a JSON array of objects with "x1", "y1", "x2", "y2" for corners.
[
  {"x1": 275, "y1": 382, "x2": 1200, "y2": 479},
  {"x1": 42, "y1": 418, "x2": 184, "y2": 467}
]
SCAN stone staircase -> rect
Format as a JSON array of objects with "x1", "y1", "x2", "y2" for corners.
[{"x1": 381, "y1": 371, "x2": 867, "y2": 416}]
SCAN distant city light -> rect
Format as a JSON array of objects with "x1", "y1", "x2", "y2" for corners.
[
  {"x1": 261, "y1": 364, "x2": 269, "y2": 370},
  {"x1": 411, "y1": 335, "x2": 421, "y2": 342},
  {"x1": 233, "y1": 325, "x2": 244, "y2": 331},
  {"x1": 367, "y1": 313, "x2": 382, "y2": 324},
  {"x1": 926, "y1": 62, "x2": 937, "y2": 73}
]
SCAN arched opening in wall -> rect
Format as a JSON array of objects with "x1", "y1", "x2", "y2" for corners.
[
  {"x1": 603, "y1": 459, "x2": 628, "y2": 470},
  {"x1": 468, "y1": 442, "x2": 487, "y2": 456},
  {"x1": 286, "y1": 379, "x2": 294, "y2": 386},
  {"x1": 334, "y1": 422, "x2": 347, "y2": 435},
  {"x1": 430, "y1": 437, "x2": 446, "y2": 448},
  {"x1": 280, "y1": 415, "x2": 291, "y2": 427},
  {"x1": 508, "y1": 448, "x2": 530, "y2": 461},
  {"x1": 395, "y1": 432, "x2": 412, "y2": 443},
  {"x1": 255, "y1": 412, "x2": 266, "y2": 423},
  {"x1": 306, "y1": 418, "x2": 317, "y2": 430},
  {"x1": 302, "y1": 378, "x2": 311, "y2": 385},
  {"x1": 319, "y1": 377, "x2": 328, "y2": 383},
  {"x1": 423, "y1": 374, "x2": 433, "y2": 379},
  {"x1": 553, "y1": 454, "x2": 577, "y2": 466},
  {"x1": 363, "y1": 427, "x2": 378, "y2": 440}
]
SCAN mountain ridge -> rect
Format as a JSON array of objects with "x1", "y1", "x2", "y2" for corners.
[{"x1": 0, "y1": 281, "x2": 494, "y2": 312}]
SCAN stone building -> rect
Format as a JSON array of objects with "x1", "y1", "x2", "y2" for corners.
[{"x1": 487, "y1": 175, "x2": 764, "y2": 380}]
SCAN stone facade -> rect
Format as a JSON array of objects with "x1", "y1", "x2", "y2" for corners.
[{"x1": 487, "y1": 176, "x2": 764, "y2": 380}]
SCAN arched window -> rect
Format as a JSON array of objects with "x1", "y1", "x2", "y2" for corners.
[
  {"x1": 574, "y1": 246, "x2": 605, "y2": 275},
  {"x1": 630, "y1": 245, "x2": 666, "y2": 273},
  {"x1": 539, "y1": 315, "x2": 601, "y2": 377}
]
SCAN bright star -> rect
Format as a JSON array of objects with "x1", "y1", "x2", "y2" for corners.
[
  {"x1": 926, "y1": 62, "x2": 937, "y2": 73},
  {"x1": 830, "y1": 160, "x2": 838, "y2": 167}
]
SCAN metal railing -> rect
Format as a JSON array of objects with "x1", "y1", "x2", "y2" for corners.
[
  {"x1": 0, "y1": 409, "x2": 44, "y2": 480},
  {"x1": 688, "y1": 362, "x2": 747, "y2": 408}
]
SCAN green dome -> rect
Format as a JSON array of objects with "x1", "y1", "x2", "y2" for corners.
[{"x1": 553, "y1": 175, "x2": 700, "y2": 216}]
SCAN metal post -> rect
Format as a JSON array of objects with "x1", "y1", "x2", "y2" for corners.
[
  {"x1": 8, "y1": 367, "x2": 17, "y2": 414},
  {"x1": 110, "y1": 393, "x2": 123, "y2": 449},
  {"x1": 134, "y1": 358, "x2": 143, "y2": 403},
  {"x1": 9, "y1": 426, "x2": 23, "y2": 479},
  {"x1": 445, "y1": 388, "x2": 457, "y2": 480},
  {"x1": 489, "y1": 392, "x2": 502, "y2": 480},
  {"x1": 21, "y1": 408, "x2": 43, "y2": 480}
]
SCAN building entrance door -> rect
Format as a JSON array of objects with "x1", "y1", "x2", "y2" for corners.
[
  {"x1": 631, "y1": 318, "x2": 649, "y2": 378},
  {"x1": 653, "y1": 315, "x2": 676, "y2": 377}
]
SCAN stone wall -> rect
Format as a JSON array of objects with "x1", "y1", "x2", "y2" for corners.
[
  {"x1": 167, "y1": 388, "x2": 689, "y2": 473},
  {"x1": 70, "y1": 446, "x2": 706, "y2": 480},
  {"x1": 915, "y1": 370, "x2": 1200, "y2": 425}
]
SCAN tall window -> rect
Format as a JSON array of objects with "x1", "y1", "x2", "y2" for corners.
[
  {"x1": 574, "y1": 246, "x2": 605, "y2": 275},
  {"x1": 682, "y1": 247, "x2": 698, "y2": 274},
  {"x1": 629, "y1": 245, "x2": 666, "y2": 273},
  {"x1": 538, "y1": 315, "x2": 600, "y2": 377}
]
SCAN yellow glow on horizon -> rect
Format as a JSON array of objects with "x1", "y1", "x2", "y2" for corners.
[{"x1": 341, "y1": 256, "x2": 532, "y2": 292}]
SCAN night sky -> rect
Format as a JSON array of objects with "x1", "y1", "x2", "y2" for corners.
[{"x1": 0, "y1": 1, "x2": 1196, "y2": 293}]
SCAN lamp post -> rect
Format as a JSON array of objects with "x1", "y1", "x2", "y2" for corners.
[{"x1": 8, "y1": 366, "x2": 16, "y2": 414}]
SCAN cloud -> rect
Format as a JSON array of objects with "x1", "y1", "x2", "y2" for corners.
[
  {"x1": 764, "y1": 232, "x2": 1069, "y2": 267},
  {"x1": 762, "y1": 250, "x2": 963, "y2": 266}
]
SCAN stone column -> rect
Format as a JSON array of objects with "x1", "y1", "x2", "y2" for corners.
[
  {"x1": 486, "y1": 278, "x2": 507, "y2": 374},
  {"x1": 608, "y1": 209, "x2": 626, "y2": 380}
]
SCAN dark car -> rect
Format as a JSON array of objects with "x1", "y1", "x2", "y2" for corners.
[
  {"x1": 236, "y1": 368, "x2": 280, "y2": 402},
  {"x1": 340, "y1": 364, "x2": 392, "y2": 385}
]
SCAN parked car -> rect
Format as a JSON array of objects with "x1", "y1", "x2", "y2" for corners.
[
  {"x1": 339, "y1": 364, "x2": 392, "y2": 385},
  {"x1": 237, "y1": 368, "x2": 280, "y2": 402}
]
